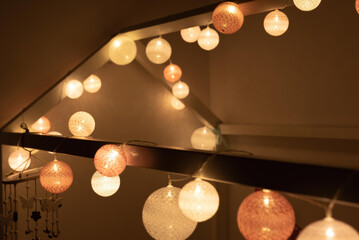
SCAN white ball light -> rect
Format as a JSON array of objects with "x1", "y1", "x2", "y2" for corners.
[
  {"x1": 293, "y1": 0, "x2": 321, "y2": 11},
  {"x1": 8, "y1": 148, "x2": 31, "y2": 171},
  {"x1": 180, "y1": 26, "x2": 201, "y2": 43},
  {"x1": 170, "y1": 96, "x2": 185, "y2": 110},
  {"x1": 190, "y1": 127, "x2": 217, "y2": 151},
  {"x1": 68, "y1": 111, "x2": 95, "y2": 137},
  {"x1": 179, "y1": 178, "x2": 220, "y2": 222},
  {"x1": 297, "y1": 217, "x2": 359, "y2": 240},
  {"x1": 142, "y1": 184, "x2": 197, "y2": 240},
  {"x1": 109, "y1": 35, "x2": 137, "y2": 65},
  {"x1": 172, "y1": 81, "x2": 189, "y2": 99},
  {"x1": 91, "y1": 171, "x2": 120, "y2": 197},
  {"x1": 64, "y1": 80, "x2": 84, "y2": 99},
  {"x1": 83, "y1": 74, "x2": 102, "y2": 93},
  {"x1": 146, "y1": 37, "x2": 172, "y2": 64},
  {"x1": 264, "y1": 10, "x2": 289, "y2": 36},
  {"x1": 197, "y1": 27, "x2": 219, "y2": 51}
]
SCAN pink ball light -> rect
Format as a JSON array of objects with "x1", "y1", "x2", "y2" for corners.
[
  {"x1": 94, "y1": 144, "x2": 127, "y2": 177},
  {"x1": 40, "y1": 159, "x2": 73, "y2": 194}
]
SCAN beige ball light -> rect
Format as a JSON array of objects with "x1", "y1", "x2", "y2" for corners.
[
  {"x1": 190, "y1": 127, "x2": 217, "y2": 151},
  {"x1": 170, "y1": 96, "x2": 185, "y2": 110},
  {"x1": 293, "y1": 0, "x2": 321, "y2": 11},
  {"x1": 64, "y1": 80, "x2": 83, "y2": 99},
  {"x1": 142, "y1": 184, "x2": 197, "y2": 240},
  {"x1": 179, "y1": 178, "x2": 220, "y2": 222},
  {"x1": 172, "y1": 81, "x2": 189, "y2": 99},
  {"x1": 8, "y1": 148, "x2": 31, "y2": 171},
  {"x1": 83, "y1": 74, "x2": 102, "y2": 93},
  {"x1": 197, "y1": 27, "x2": 219, "y2": 51},
  {"x1": 180, "y1": 26, "x2": 201, "y2": 43},
  {"x1": 297, "y1": 217, "x2": 359, "y2": 240},
  {"x1": 146, "y1": 37, "x2": 172, "y2": 64},
  {"x1": 31, "y1": 116, "x2": 51, "y2": 134},
  {"x1": 91, "y1": 171, "x2": 120, "y2": 197},
  {"x1": 264, "y1": 10, "x2": 289, "y2": 36},
  {"x1": 68, "y1": 111, "x2": 95, "y2": 137},
  {"x1": 108, "y1": 35, "x2": 137, "y2": 65}
]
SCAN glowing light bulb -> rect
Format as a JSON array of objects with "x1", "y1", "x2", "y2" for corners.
[
  {"x1": 8, "y1": 148, "x2": 31, "y2": 171},
  {"x1": 91, "y1": 171, "x2": 120, "y2": 197},
  {"x1": 297, "y1": 217, "x2": 359, "y2": 240},
  {"x1": 178, "y1": 178, "x2": 220, "y2": 222},
  {"x1": 180, "y1": 26, "x2": 201, "y2": 43},
  {"x1": 190, "y1": 127, "x2": 217, "y2": 151},
  {"x1": 293, "y1": 0, "x2": 321, "y2": 11},
  {"x1": 170, "y1": 96, "x2": 185, "y2": 110},
  {"x1": 212, "y1": 2, "x2": 244, "y2": 34},
  {"x1": 83, "y1": 74, "x2": 102, "y2": 93},
  {"x1": 264, "y1": 9, "x2": 289, "y2": 36},
  {"x1": 172, "y1": 81, "x2": 189, "y2": 99},
  {"x1": 31, "y1": 116, "x2": 51, "y2": 134},
  {"x1": 64, "y1": 80, "x2": 83, "y2": 99},
  {"x1": 163, "y1": 63, "x2": 182, "y2": 82},
  {"x1": 146, "y1": 37, "x2": 172, "y2": 64},
  {"x1": 237, "y1": 190, "x2": 295, "y2": 240},
  {"x1": 143, "y1": 184, "x2": 197, "y2": 240},
  {"x1": 109, "y1": 35, "x2": 137, "y2": 65},
  {"x1": 40, "y1": 159, "x2": 73, "y2": 194},
  {"x1": 197, "y1": 27, "x2": 219, "y2": 51},
  {"x1": 68, "y1": 111, "x2": 95, "y2": 137},
  {"x1": 94, "y1": 144, "x2": 127, "y2": 177}
]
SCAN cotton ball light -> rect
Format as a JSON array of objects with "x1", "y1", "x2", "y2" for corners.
[
  {"x1": 190, "y1": 127, "x2": 217, "y2": 151},
  {"x1": 237, "y1": 189, "x2": 295, "y2": 240},
  {"x1": 197, "y1": 27, "x2": 220, "y2": 51},
  {"x1": 94, "y1": 144, "x2": 127, "y2": 177},
  {"x1": 172, "y1": 81, "x2": 189, "y2": 99},
  {"x1": 146, "y1": 37, "x2": 172, "y2": 64},
  {"x1": 297, "y1": 217, "x2": 359, "y2": 240},
  {"x1": 264, "y1": 9, "x2": 289, "y2": 36},
  {"x1": 91, "y1": 171, "x2": 120, "y2": 197},
  {"x1": 142, "y1": 184, "x2": 197, "y2": 240},
  {"x1": 170, "y1": 96, "x2": 185, "y2": 111},
  {"x1": 8, "y1": 148, "x2": 31, "y2": 171},
  {"x1": 31, "y1": 116, "x2": 51, "y2": 134},
  {"x1": 212, "y1": 2, "x2": 244, "y2": 34},
  {"x1": 40, "y1": 158, "x2": 73, "y2": 194},
  {"x1": 163, "y1": 63, "x2": 182, "y2": 82},
  {"x1": 293, "y1": 0, "x2": 321, "y2": 11},
  {"x1": 68, "y1": 111, "x2": 95, "y2": 137},
  {"x1": 179, "y1": 178, "x2": 220, "y2": 222},
  {"x1": 180, "y1": 26, "x2": 201, "y2": 43},
  {"x1": 83, "y1": 75, "x2": 102, "y2": 93},
  {"x1": 64, "y1": 80, "x2": 83, "y2": 99},
  {"x1": 108, "y1": 35, "x2": 137, "y2": 65}
]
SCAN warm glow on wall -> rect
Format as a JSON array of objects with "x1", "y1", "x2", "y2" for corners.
[
  {"x1": 170, "y1": 96, "x2": 185, "y2": 110},
  {"x1": 40, "y1": 158, "x2": 73, "y2": 194},
  {"x1": 297, "y1": 217, "x2": 359, "y2": 240},
  {"x1": 178, "y1": 178, "x2": 220, "y2": 222},
  {"x1": 31, "y1": 116, "x2": 51, "y2": 134},
  {"x1": 68, "y1": 111, "x2": 95, "y2": 137},
  {"x1": 237, "y1": 190, "x2": 296, "y2": 240},
  {"x1": 180, "y1": 26, "x2": 201, "y2": 43},
  {"x1": 83, "y1": 74, "x2": 102, "y2": 93},
  {"x1": 163, "y1": 63, "x2": 182, "y2": 82},
  {"x1": 91, "y1": 171, "x2": 120, "y2": 197},
  {"x1": 8, "y1": 148, "x2": 31, "y2": 171},
  {"x1": 172, "y1": 81, "x2": 189, "y2": 99},
  {"x1": 293, "y1": 0, "x2": 321, "y2": 11},
  {"x1": 146, "y1": 37, "x2": 172, "y2": 64},
  {"x1": 212, "y1": 2, "x2": 244, "y2": 34},
  {"x1": 264, "y1": 10, "x2": 289, "y2": 36},
  {"x1": 190, "y1": 127, "x2": 217, "y2": 151},
  {"x1": 108, "y1": 35, "x2": 137, "y2": 65},
  {"x1": 64, "y1": 80, "x2": 84, "y2": 99},
  {"x1": 143, "y1": 184, "x2": 197, "y2": 239},
  {"x1": 197, "y1": 27, "x2": 219, "y2": 51},
  {"x1": 94, "y1": 144, "x2": 127, "y2": 177}
]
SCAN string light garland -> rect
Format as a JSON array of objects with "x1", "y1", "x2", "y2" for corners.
[
  {"x1": 293, "y1": 0, "x2": 321, "y2": 11},
  {"x1": 68, "y1": 111, "x2": 95, "y2": 137},
  {"x1": 108, "y1": 35, "x2": 137, "y2": 65},
  {"x1": 31, "y1": 116, "x2": 51, "y2": 134},
  {"x1": 8, "y1": 148, "x2": 31, "y2": 171},
  {"x1": 146, "y1": 37, "x2": 172, "y2": 64},
  {"x1": 91, "y1": 171, "x2": 120, "y2": 197},
  {"x1": 163, "y1": 63, "x2": 182, "y2": 82},
  {"x1": 83, "y1": 74, "x2": 102, "y2": 93},
  {"x1": 237, "y1": 189, "x2": 296, "y2": 240},
  {"x1": 190, "y1": 127, "x2": 217, "y2": 151},
  {"x1": 64, "y1": 80, "x2": 84, "y2": 99},
  {"x1": 94, "y1": 144, "x2": 127, "y2": 177},
  {"x1": 264, "y1": 9, "x2": 289, "y2": 36},
  {"x1": 212, "y1": 2, "x2": 244, "y2": 34},
  {"x1": 180, "y1": 26, "x2": 201, "y2": 43},
  {"x1": 172, "y1": 81, "x2": 190, "y2": 99},
  {"x1": 170, "y1": 96, "x2": 185, "y2": 110},
  {"x1": 197, "y1": 26, "x2": 220, "y2": 51},
  {"x1": 143, "y1": 183, "x2": 197, "y2": 240}
]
